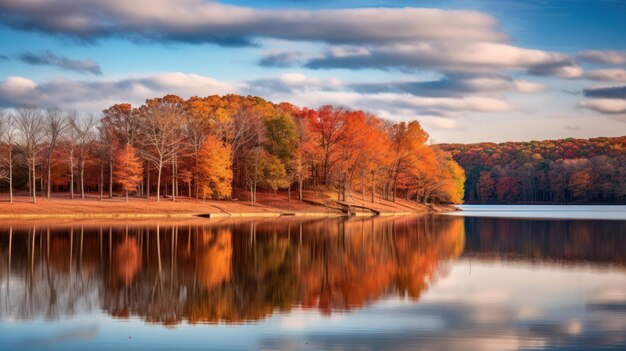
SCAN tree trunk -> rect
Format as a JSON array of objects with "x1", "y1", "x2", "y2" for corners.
[
  {"x1": 146, "y1": 163, "x2": 150, "y2": 199},
  {"x1": 32, "y1": 155, "x2": 37, "y2": 204},
  {"x1": 8, "y1": 145, "x2": 13, "y2": 203},
  {"x1": 80, "y1": 159, "x2": 85, "y2": 199},
  {"x1": 287, "y1": 186, "x2": 291, "y2": 202},
  {"x1": 108, "y1": 152, "x2": 113, "y2": 199},
  {"x1": 46, "y1": 152, "x2": 53, "y2": 199},
  {"x1": 171, "y1": 159, "x2": 176, "y2": 202},
  {"x1": 126, "y1": 191, "x2": 129, "y2": 202},
  {"x1": 175, "y1": 159, "x2": 178, "y2": 199},
  {"x1": 27, "y1": 161, "x2": 32, "y2": 197},
  {"x1": 362, "y1": 174, "x2": 365, "y2": 200},
  {"x1": 99, "y1": 159, "x2": 104, "y2": 201},
  {"x1": 70, "y1": 148, "x2": 74, "y2": 199},
  {"x1": 371, "y1": 174, "x2": 375, "y2": 203},
  {"x1": 156, "y1": 162, "x2": 162, "y2": 202},
  {"x1": 253, "y1": 180, "x2": 257, "y2": 203}
]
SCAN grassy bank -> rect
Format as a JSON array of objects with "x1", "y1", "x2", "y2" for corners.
[{"x1": 0, "y1": 192, "x2": 456, "y2": 220}]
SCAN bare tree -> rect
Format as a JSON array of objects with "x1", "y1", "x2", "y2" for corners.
[
  {"x1": 44, "y1": 108, "x2": 69, "y2": 198},
  {"x1": 14, "y1": 106, "x2": 45, "y2": 203},
  {"x1": 70, "y1": 115, "x2": 96, "y2": 199},
  {"x1": 64, "y1": 112, "x2": 79, "y2": 199},
  {"x1": 0, "y1": 110, "x2": 16, "y2": 202},
  {"x1": 137, "y1": 103, "x2": 186, "y2": 202},
  {"x1": 96, "y1": 123, "x2": 113, "y2": 200}
]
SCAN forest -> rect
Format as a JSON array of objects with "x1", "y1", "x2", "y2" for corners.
[
  {"x1": 0, "y1": 94, "x2": 464, "y2": 205},
  {"x1": 441, "y1": 136, "x2": 626, "y2": 204}
]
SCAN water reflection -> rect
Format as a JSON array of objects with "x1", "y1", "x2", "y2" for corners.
[
  {"x1": 463, "y1": 217, "x2": 626, "y2": 266},
  {"x1": 0, "y1": 215, "x2": 625, "y2": 351},
  {"x1": 0, "y1": 216, "x2": 464, "y2": 324}
]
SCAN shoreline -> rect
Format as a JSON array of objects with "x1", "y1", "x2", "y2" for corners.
[
  {"x1": 0, "y1": 195, "x2": 455, "y2": 220},
  {"x1": 0, "y1": 209, "x2": 444, "y2": 220}
]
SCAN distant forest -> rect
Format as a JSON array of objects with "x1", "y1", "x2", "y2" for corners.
[{"x1": 441, "y1": 136, "x2": 626, "y2": 204}]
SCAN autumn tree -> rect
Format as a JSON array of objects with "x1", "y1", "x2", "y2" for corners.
[
  {"x1": 101, "y1": 103, "x2": 136, "y2": 197},
  {"x1": 228, "y1": 99, "x2": 266, "y2": 187},
  {"x1": 0, "y1": 110, "x2": 16, "y2": 202},
  {"x1": 14, "y1": 106, "x2": 45, "y2": 203},
  {"x1": 264, "y1": 113, "x2": 298, "y2": 198},
  {"x1": 261, "y1": 154, "x2": 288, "y2": 196},
  {"x1": 569, "y1": 170, "x2": 592, "y2": 202},
  {"x1": 196, "y1": 136, "x2": 232, "y2": 200},
  {"x1": 113, "y1": 144, "x2": 143, "y2": 202},
  {"x1": 137, "y1": 97, "x2": 186, "y2": 202},
  {"x1": 304, "y1": 105, "x2": 348, "y2": 185},
  {"x1": 44, "y1": 108, "x2": 68, "y2": 198},
  {"x1": 476, "y1": 171, "x2": 496, "y2": 202},
  {"x1": 244, "y1": 147, "x2": 266, "y2": 203},
  {"x1": 387, "y1": 121, "x2": 429, "y2": 201}
]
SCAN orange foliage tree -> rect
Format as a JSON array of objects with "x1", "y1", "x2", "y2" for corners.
[
  {"x1": 196, "y1": 135, "x2": 232, "y2": 200},
  {"x1": 113, "y1": 144, "x2": 143, "y2": 201}
]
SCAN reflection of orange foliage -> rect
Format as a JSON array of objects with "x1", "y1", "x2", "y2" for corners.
[
  {"x1": 395, "y1": 217, "x2": 464, "y2": 299},
  {"x1": 48, "y1": 237, "x2": 70, "y2": 272},
  {"x1": 299, "y1": 217, "x2": 465, "y2": 313},
  {"x1": 198, "y1": 230, "x2": 232, "y2": 289},
  {"x1": 114, "y1": 238, "x2": 141, "y2": 284},
  {"x1": 0, "y1": 217, "x2": 467, "y2": 326}
]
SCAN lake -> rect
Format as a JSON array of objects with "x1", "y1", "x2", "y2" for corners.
[{"x1": 0, "y1": 208, "x2": 625, "y2": 350}]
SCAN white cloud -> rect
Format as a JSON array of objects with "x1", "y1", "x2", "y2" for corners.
[
  {"x1": 0, "y1": 0, "x2": 502, "y2": 45},
  {"x1": 418, "y1": 116, "x2": 459, "y2": 130},
  {"x1": 0, "y1": 76, "x2": 37, "y2": 94},
  {"x1": 463, "y1": 77, "x2": 544, "y2": 93},
  {"x1": 0, "y1": 73, "x2": 238, "y2": 110},
  {"x1": 0, "y1": 0, "x2": 584, "y2": 80},
  {"x1": 577, "y1": 50, "x2": 626, "y2": 65},
  {"x1": 0, "y1": 72, "x2": 538, "y2": 132},
  {"x1": 586, "y1": 69, "x2": 626, "y2": 82},
  {"x1": 579, "y1": 99, "x2": 626, "y2": 114},
  {"x1": 306, "y1": 42, "x2": 582, "y2": 78}
]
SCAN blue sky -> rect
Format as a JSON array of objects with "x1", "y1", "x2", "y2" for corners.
[{"x1": 0, "y1": 0, "x2": 625, "y2": 142}]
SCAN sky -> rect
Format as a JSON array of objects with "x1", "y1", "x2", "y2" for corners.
[{"x1": 0, "y1": 0, "x2": 625, "y2": 143}]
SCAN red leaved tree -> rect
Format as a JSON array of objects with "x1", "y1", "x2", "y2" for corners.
[{"x1": 114, "y1": 144, "x2": 143, "y2": 202}]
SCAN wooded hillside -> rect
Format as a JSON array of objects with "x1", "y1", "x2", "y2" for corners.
[{"x1": 441, "y1": 136, "x2": 626, "y2": 204}]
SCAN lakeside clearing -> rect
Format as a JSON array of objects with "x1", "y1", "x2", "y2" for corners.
[{"x1": 0, "y1": 192, "x2": 454, "y2": 220}]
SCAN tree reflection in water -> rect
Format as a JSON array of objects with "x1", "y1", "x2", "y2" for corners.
[
  {"x1": 0, "y1": 216, "x2": 464, "y2": 324},
  {"x1": 1, "y1": 216, "x2": 624, "y2": 326}
]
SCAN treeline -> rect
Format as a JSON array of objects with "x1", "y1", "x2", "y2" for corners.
[
  {"x1": 0, "y1": 94, "x2": 464, "y2": 204},
  {"x1": 441, "y1": 136, "x2": 626, "y2": 204}
]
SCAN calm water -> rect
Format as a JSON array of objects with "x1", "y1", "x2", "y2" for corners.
[
  {"x1": 449, "y1": 205, "x2": 626, "y2": 220},
  {"x1": 0, "y1": 211, "x2": 625, "y2": 350}
]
